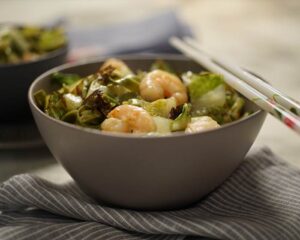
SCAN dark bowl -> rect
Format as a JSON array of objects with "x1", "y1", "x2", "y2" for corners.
[
  {"x1": 0, "y1": 44, "x2": 68, "y2": 122},
  {"x1": 29, "y1": 55, "x2": 266, "y2": 210}
]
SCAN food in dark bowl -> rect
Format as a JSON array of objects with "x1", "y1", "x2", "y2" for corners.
[
  {"x1": 0, "y1": 25, "x2": 66, "y2": 64},
  {"x1": 34, "y1": 58, "x2": 250, "y2": 135},
  {"x1": 29, "y1": 55, "x2": 266, "y2": 210},
  {"x1": 0, "y1": 24, "x2": 68, "y2": 121}
]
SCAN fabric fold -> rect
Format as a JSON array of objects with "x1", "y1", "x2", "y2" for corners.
[
  {"x1": 66, "y1": 10, "x2": 193, "y2": 60},
  {"x1": 1, "y1": 147, "x2": 300, "y2": 240}
]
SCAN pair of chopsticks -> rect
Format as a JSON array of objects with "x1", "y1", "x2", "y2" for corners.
[{"x1": 170, "y1": 37, "x2": 300, "y2": 135}]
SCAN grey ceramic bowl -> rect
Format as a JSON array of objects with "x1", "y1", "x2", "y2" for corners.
[
  {"x1": 29, "y1": 55, "x2": 266, "y2": 210},
  {"x1": 0, "y1": 41, "x2": 68, "y2": 122}
]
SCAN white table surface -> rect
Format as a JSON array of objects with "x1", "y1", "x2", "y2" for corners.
[{"x1": 0, "y1": 0, "x2": 299, "y2": 183}]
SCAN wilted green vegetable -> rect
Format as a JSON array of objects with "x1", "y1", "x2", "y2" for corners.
[
  {"x1": 171, "y1": 103, "x2": 192, "y2": 131},
  {"x1": 0, "y1": 25, "x2": 67, "y2": 64},
  {"x1": 35, "y1": 59, "x2": 248, "y2": 135},
  {"x1": 185, "y1": 71, "x2": 246, "y2": 124},
  {"x1": 186, "y1": 72, "x2": 225, "y2": 107},
  {"x1": 145, "y1": 97, "x2": 177, "y2": 118},
  {"x1": 150, "y1": 59, "x2": 175, "y2": 73},
  {"x1": 52, "y1": 72, "x2": 80, "y2": 86},
  {"x1": 34, "y1": 90, "x2": 47, "y2": 109}
]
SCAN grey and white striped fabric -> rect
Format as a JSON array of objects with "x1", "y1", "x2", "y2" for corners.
[{"x1": 0, "y1": 147, "x2": 300, "y2": 240}]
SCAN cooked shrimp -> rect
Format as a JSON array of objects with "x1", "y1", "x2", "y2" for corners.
[
  {"x1": 100, "y1": 58, "x2": 132, "y2": 76},
  {"x1": 185, "y1": 116, "x2": 220, "y2": 133},
  {"x1": 140, "y1": 70, "x2": 188, "y2": 106},
  {"x1": 101, "y1": 118, "x2": 130, "y2": 133},
  {"x1": 101, "y1": 105, "x2": 156, "y2": 133}
]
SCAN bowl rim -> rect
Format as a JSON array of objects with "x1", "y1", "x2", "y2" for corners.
[{"x1": 28, "y1": 54, "x2": 265, "y2": 139}]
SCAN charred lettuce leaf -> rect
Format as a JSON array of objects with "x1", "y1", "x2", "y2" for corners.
[
  {"x1": 34, "y1": 89, "x2": 47, "y2": 110},
  {"x1": 63, "y1": 93, "x2": 82, "y2": 111},
  {"x1": 83, "y1": 89, "x2": 118, "y2": 116},
  {"x1": 126, "y1": 97, "x2": 176, "y2": 118},
  {"x1": 192, "y1": 90, "x2": 245, "y2": 124},
  {"x1": 150, "y1": 59, "x2": 175, "y2": 73},
  {"x1": 44, "y1": 92, "x2": 67, "y2": 119},
  {"x1": 51, "y1": 72, "x2": 81, "y2": 86},
  {"x1": 0, "y1": 26, "x2": 67, "y2": 64},
  {"x1": 171, "y1": 103, "x2": 192, "y2": 131},
  {"x1": 61, "y1": 110, "x2": 78, "y2": 123},
  {"x1": 37, "y1": 28, "x2": 66, "y2": 52},
  {"x1": 152, "y1": 116, "x2": 172, "y2": 133},
  {"x1": 186, "y1": 72, "x2": 246, "y2": 124},
  {"x1": 187, "y1": 72, "x2": 225, "y2": 108},
  {"x1": 112, "y1": 75, "x2": 140, "y2": 93},
  {"x1": 77, "y1": 106, "x2": 103, "y2": 127}
]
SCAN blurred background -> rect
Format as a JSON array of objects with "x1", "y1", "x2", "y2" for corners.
[{"x1": 0, "y1": 0, "x2": 299, "y2": 182}]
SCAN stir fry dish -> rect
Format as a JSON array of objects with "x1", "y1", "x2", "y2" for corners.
[
  {"x1": 34, "y1": 59, "x2": 249, "y2": 135},
  {"x1": 0, "y1": 25, "x2": 66, "y2": 64}
]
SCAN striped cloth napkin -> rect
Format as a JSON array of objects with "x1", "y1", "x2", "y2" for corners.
[{"x1": 0, "y1": 147, "x2": 299, "y2": 240}]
